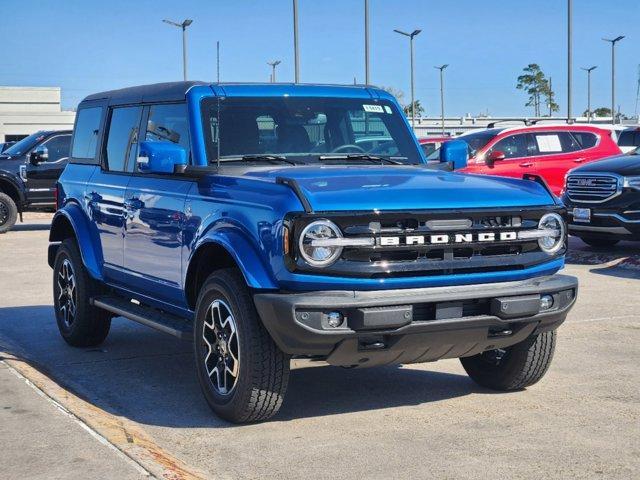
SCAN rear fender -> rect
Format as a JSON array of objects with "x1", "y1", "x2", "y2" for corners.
[{"x1": 49, "y1": 202, "x2": 104, "y2": 280}]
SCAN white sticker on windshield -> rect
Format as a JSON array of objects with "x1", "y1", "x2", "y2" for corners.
[
  {"x1": 363, "y1": 104, "x2": 384, "y2": 113},
  {"x1": 535, "y1": 134, "x2": 562, "y2": 152},
  {"x1": 384, "y1": 105, "x2": 392, "y2": 114}
]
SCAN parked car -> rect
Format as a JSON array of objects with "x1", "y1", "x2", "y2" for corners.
[
  {"x1": 616, "y1": 126, "x2": 640, "y2": 154},
  {"x1": 418, "y1": 135, "x2": 451, "y2": 157},
  {"x1": 455, "y1": 125, "x2": 621, "y2": 195},
  {"x1": 0, "y1": 130, "x2": 72, "y2": 233},
  {"x1": 48, "y1": 82, "x2": 577, "y2": 423},
  {"x1": 562, "y1": 147, "x2": 640, "y2": 247},
  {"x1": 0, "y1": 141, "x2": 16, "y2": 153}
]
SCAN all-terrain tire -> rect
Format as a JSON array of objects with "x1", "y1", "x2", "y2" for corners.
[
  {"x1": 578, "y1": 236, "x2": 620, "y2": 249},
  {"x1": 460, "y1": 331, "x2": 556, "y2": 391},
  {"x1": 53, "y1": 238, "x2": 111, "y2": 347},
  {"x1": 193, "y1": 268, "x2": 290, "y2": 423},
  {"x1": 0, "y1": 192, "x2": 18, "y2": 234}
]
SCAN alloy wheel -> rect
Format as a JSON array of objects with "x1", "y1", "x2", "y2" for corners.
[
  {"x1": 0, "y1": 200, "x2": 8, "y2": 226},
  {"x1": 57, "y1": 259, "x2": 77, "y2": 327},
  {"x1": 202, "y1": 299, "x2": 240, "y2": 395}
]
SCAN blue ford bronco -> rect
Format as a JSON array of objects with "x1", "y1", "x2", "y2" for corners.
[{"x1": 49, "y1": 82, "x2": 577, "y2": 423}]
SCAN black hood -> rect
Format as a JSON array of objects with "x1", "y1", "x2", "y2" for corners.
[{"x1": 571, "y1": 153, "x2": 640, "y2": 176}]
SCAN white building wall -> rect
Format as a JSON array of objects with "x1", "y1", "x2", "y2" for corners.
[{"x1": 0, "y1": 86, "x2": 76, "y2": 142}]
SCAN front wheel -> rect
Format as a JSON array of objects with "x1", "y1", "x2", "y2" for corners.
[
  {"x1": 193, "y1": 268, "x2": 290, "y2": 423},
  {"x1": 460, "y1": 331, "x2": 556, "y2": 391},
  {"x1": 0, "y1": 192, "x2": 18, "y2": 234}
]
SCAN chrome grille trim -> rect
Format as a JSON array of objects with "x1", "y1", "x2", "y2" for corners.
[{"x1": 566, "y1": 173, "x2": 621, "y2": 204}]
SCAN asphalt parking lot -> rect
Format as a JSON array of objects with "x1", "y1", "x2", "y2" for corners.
[{"x1": 0, "y1": 214, "x2": 639, "y2": 480}]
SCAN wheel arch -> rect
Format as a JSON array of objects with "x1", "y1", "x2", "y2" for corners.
[
  {"x1": 0, "y1": 174, "x2": 25, "y2": 208},
  {"x1": 48, "y1": 202, "x2": 104, "y2": 281}
]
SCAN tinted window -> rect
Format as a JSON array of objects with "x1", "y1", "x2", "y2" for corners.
[
  {"x1": 71, "y1": 107, "x2": 103, "y2": 159},
  {"x1": 104, "y1": 106, "x2": 142, "y2": 172},
  {"x1": 458, "y1": 130, "x2": 499, "y2": 156},
  {"x1": 490, "y1": 134, "x2": 529, "y2": 159},
  {"x1": 618, "y1": 130, "x2": 640, "y2": 147},
  {"x1": 145, "y1": 103, "x2": 190, "y2": 160},
  {"x1": 572, "y1": 131, "x2": 598, "y2": 149},
  {"x1": 3, "y1": 131, "x2": 47, "y2": 156},
  {"x1": 42, "y1": 135, "x2": 71, "y2": 162}
]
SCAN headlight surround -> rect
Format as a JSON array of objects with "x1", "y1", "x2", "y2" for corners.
[
  {"x1": 298, "y1": 219, "x2": 343, "y2": 267},
  {"x1": 537, "y1": 212, "x2": 565, "y2": 254},
  {"x1": 622, "y1": 176, "x2": 640, "y2": 190}
]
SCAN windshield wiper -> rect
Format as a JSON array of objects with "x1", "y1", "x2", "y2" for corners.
[
  {"x1": 218, "y1": 155, "x2": 299, "y2": 165},
  {"x1": 318, "y1": 154, "x2": 403, "y2": 165}
]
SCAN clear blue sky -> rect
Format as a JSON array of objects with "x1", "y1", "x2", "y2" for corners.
[{"x1": 2, "y1": 0, "x2": 638, "y2": 116}]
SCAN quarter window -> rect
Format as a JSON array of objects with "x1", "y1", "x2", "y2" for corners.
[
  {"x1": 71, "y1": 107, "x2": 103, "y2": 160},
  {"x1": 571, "y1": 131, "x2": 598, "y2": 149},
  {"x1": 42, "y1": 135, "x2": 71, "y2": 162},
  {"x1": 104, "y1": 106, "x2": 142, "y2": 172}
]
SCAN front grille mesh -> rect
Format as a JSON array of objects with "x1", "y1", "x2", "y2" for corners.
[{"x1": 566, "y1": 175, "x2": 619, "y2": 203}]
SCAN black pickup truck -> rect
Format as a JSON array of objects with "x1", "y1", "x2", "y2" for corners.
[{"x1": 0, "y1": 130, "x2": 72, "y2": 233}]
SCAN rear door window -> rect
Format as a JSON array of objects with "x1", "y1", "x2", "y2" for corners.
[
  {"x1": 71, "y1": 107, "x2": 103, "y2": 160},
  {"x1": 530, "y1": 132, "x2": 578, "y2": 155},
  {"x1": 104, "y1": 106, "x2": 142, "y2": 172}
]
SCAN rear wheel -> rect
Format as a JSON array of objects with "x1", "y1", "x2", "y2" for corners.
[
  {"x1": 194, "y1": 268, "x2": 290, "y2": 423},
  {"x1": 578, "y1": 236, "x2": 620, "y2": 249},
  {"x1": 53, "y1": 238, "x2": 111, "y2": 347},
  {"x1": 461, "y1": 331, "x2": 556, "y2": 391},
  {"x1": 0, "y1": 192, "x2": 18, "y2": 234}
]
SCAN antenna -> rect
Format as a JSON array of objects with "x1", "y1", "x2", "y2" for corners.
[{"x1": 635, "y1": 64, "x2": 640, "y2": 119}]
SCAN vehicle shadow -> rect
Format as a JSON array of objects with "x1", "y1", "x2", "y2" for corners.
[
  {"x1": 0, "y1": 305, "x2": 485, "y2": 428},
  {"x1": 566, "y1": 237, "x2": 640, "y2": 279}
]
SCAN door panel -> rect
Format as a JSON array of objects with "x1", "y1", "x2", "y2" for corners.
[
  {"x1": 529, "y1": 132, "x2": 580, "y2": 195},
  {"x1": 24, "y1": 134, "x2": 71, "y2": 204},
  {"x1": 123, "y1": 177, "x2": 190, "y2": 305}
]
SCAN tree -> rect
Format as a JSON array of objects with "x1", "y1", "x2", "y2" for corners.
[
  {"x1": 403, "y1": 100, "x2": 424, "y2": 117},
  {"x1": 516, "y1": 64, "x2": 557, "y2": 116}
]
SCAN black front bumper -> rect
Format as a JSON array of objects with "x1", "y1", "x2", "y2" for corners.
[
  {"x1": 254, "y1": 274, "x2": 578, "y2": 367},
  {"x1": 563, "y1": 192, "x2": 640, "y2": 240}
]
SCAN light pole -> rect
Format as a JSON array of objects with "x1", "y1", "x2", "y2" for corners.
[
  {"x1": 394, "y1": 28, "x2": 421, "y2": 127},
  {"x1": 268, "y1": 60, "x2": 282, "y2": 83},
  {"x1": 364, "y1": 0, "x2": 370, "y2": 85},
  {"x1": 581, "y1": 66, "x2": 597, "y2": 122},
  {"x1": 163, "y1": 19, "x2": 193, "y2": 81},
  {"x1": 603, "y1": 36, "x2": 625, "y2": 124},
  {"x1": 567, "y1": 0, "x2": 573, "y2": 121},
  {"x1": 293, "y1": 0, "x2": 300, "y2": 83},
  {"x1": 434, "y1": 64, "x2": 448, "y2": 134}
]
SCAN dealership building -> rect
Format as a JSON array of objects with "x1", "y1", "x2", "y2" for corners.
[{"x1": 0, "y1": 86, "x2": 76, "y2": 143}]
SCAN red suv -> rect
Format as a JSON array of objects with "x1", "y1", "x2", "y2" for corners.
[{"x1": 457, "y1": 125, "x2": 621, "y2": 195}]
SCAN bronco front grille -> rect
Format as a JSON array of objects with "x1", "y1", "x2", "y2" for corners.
[
  {"x1": 566, "y1": 174, "x2": 620, "y2": 203},
  {"x1": 287, "y1": 208, "x2": 564, "y2": 278}
]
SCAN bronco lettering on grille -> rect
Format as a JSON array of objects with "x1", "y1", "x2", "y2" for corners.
[{"x1": 378, "y1": 231, "x2": 518, "y2": 246}]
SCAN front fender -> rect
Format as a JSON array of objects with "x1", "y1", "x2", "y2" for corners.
[
  {"x1": 49, "y1": 202, "x2": 104, "y2": 281},
  {"x1": 190, "y1": 229, "x2": 278, "y2": 290}
]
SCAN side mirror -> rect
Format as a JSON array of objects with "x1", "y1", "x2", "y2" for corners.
[
  {"x1": 439, "y1": 139, "x2": 468, "y2": 170},
  {"x1": 137, "y1": 141, "x2": 187, "y2": 174},
  {"x1": 486, "y1": 150, "x2": 506, "y2": 166},
  {"x1": 29, "y1": 146, "x2": 48, "y2": 165}
]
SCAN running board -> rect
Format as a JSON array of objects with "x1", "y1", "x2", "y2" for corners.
[{"x1": 91, "y1": 296, "x2": 193, "y2": 340}]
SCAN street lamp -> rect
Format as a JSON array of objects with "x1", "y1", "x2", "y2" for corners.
[
  {"x1": 163, "y1": 19, "x2": 193, "y2": 81},
  {"x1": 268, "y1": 60, "x2": 282, "y2": 83},
  {"x1": 434, "y1": 64, "x2": 449, "y2": 134},
  {"x1": 581, "y1": 66, "x2": 597, "y2": 122},
  {"x1": 364, "y1": 0, "x2": 370, "y2": 85},
  {"x1": 394, "y1": 29, "x2": 421, "y2": 127},
  {"x1": 602, "y1": 35, "x2": 625, "y2": 124},
  {"x1": 567, "y1": 0, "x2": 573, "y2": 122}
]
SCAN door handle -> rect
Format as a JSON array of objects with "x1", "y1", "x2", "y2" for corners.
[
  {"x1": 573, "y1": 158, "x2": 585, "y2": 163},
  {"x1": 519, "y1": 162, "x2": 533, "y2": 167}
]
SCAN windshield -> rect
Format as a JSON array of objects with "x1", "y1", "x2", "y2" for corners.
[
  {"x1": 458, "y1": 130, "x2": 498, "y2": 156},
  {"x1": 2, "y1": 132, "x2": 46, "y2": 156},
  {"x1": 201, "y1": 97, "x2": 423, "y2": 165}
]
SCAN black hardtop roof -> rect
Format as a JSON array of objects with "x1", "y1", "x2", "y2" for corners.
[{"x1": 81, "y1": 81, "x2": 208, "y2": 106}]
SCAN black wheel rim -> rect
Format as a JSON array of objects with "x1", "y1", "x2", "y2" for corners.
[
  {"x1": 0, "y1": 200, "x2": 8, "y2": 226},
  {"x1": 56, "y1": 258, "x2": 77, "y2": 328},
  {"x1": 202, "y1": 299, "x2": 240, "y2": 395},
  {"x1": 479, "y1": 348, "x2": 509, "y2": 366}
]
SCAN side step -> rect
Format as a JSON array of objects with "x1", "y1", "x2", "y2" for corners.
[{"x1": 91, "y1": 296, "x2": 193, "y2": 340}]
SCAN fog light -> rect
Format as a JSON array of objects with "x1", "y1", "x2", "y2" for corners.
[
  {"x1": 540, "y1": 294, "x2": 554, "y2": 311},
  {"x1": 327, "y1": 311, "x2": 344, "y2": 328}
]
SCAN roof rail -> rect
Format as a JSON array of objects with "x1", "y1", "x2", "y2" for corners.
[{"x1": 486, "y1": 119, "x2": 532, "y2": 128}]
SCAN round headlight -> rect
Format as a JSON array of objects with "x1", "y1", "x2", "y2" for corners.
[
  {"x1": 538, "y1": 213, "x2": 565, "y2": 254},
  {"x1": 298, "y1": 220, "x2": 343, "y2": 267}
]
